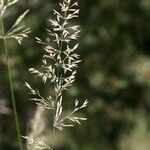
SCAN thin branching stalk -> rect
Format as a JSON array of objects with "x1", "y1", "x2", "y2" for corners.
[
  {"x1": 0, "y1": 15, "x2": 23, "y2": 150},
  {"x1": 51, "y1": 9, "x2": 67, "y2": 149}
]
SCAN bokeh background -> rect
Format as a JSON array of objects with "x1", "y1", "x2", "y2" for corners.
[{"x1": 0, "y1": 0, "x2": 150, "y2": 149}]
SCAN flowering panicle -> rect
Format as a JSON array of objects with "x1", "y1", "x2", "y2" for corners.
[
  {"x1": 25, "y1": 0, "x2": 88, "y2": 149},
  {"x1": 0, "y1": 0, "x2": 30, "y2": 44}
]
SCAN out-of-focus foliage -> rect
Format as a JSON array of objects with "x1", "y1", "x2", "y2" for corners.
[{"x1": 0, "y1": 0, "x2": 150, "y2": 150}]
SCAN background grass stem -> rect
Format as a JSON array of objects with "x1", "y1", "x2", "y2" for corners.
[{"x1": 0, "y1": 16, "x2": 23, "y2": 150}]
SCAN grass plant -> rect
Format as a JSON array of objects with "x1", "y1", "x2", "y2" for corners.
[
  {"x1": 0, "y1": 0, "x2": 30, "y2": 149},
  {"x1": 24, "y1": 0, "x2": 88, "y2": 149}
]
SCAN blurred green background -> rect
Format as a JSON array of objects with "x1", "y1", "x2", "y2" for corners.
[{"x1": 0, "y1": 0, "x2": 150, "y2": 150}]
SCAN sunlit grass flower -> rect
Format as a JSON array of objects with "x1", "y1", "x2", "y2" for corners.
[{"x1": 25, "y1": 0, "x2": 88, "y2": 149}]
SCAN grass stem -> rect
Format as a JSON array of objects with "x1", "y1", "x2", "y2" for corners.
[{"x1": 0, "y1": 15, "x2": 23, "y2": 150}]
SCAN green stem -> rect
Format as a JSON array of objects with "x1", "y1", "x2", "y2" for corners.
[
  {"x1": 0, "y1": 16, "x2": 23, "y2": 150},
  {"x1": 52, "y1": 96, "x2": 56, "y2": 150},
  {"x1": 51, "y1": 8, "x2": 68, "y2": 150}
]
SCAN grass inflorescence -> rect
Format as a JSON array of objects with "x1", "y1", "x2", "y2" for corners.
[{"x1": 24, "y1": 0, "x2": 88, "y2": 149}]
